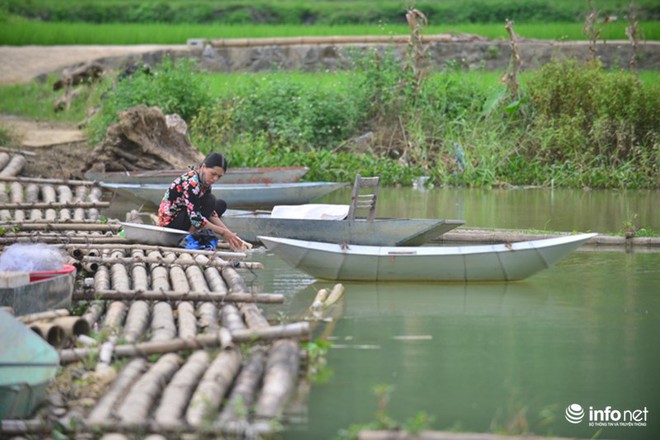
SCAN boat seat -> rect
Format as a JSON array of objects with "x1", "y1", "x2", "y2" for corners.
[{"x1": 347, "y1": 174, "x2": 380, "y2": 221}]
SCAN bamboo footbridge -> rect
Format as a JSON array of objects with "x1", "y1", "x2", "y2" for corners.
[{"x1": 0, "y1": 155, "x2": 329, "y2": 439}]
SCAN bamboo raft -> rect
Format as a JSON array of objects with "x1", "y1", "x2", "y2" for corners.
[
  {"x1": 0, "y1": 175, "x2": 321, "y2": 439},
  {"x1": 0, "y1": 174, "x2": 105, "y2": 225}
]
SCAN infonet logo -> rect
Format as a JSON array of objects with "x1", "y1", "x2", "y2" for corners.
[
  {"x1": 565, "y1": 404, "x2": 585, "y2": 424},
  {"x1": 565, "y1": 403, "x2": 649, "y2": 427}
]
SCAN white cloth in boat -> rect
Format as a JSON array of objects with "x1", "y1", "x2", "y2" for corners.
[{"x1": 270, "y1": 204, "x2": 350, "y2": 220}]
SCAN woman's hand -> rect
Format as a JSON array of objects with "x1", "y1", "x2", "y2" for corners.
[{"x1": 222, "y1": 229, "x2": 251, "y2": 251}]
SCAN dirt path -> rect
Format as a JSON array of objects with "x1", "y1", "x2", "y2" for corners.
[
  {"x1": 0, "y1": 45, "x2": 187, "y2": 85},
  {"x1": 0, "y1": 45, "x2": 187, "y2": 178}
]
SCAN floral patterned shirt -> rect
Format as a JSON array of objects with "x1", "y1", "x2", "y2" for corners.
[{"x1": 157, "y1": 170, "x2": 218, "y2": 229}]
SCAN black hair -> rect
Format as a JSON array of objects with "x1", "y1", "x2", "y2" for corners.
[{"x1": 202, "y1": 152, "x2": 228, "y2": 172}]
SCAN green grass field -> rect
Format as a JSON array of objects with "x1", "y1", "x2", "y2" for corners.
[{"x1": 1, "y1": 20, "x2": 658, "y2": 45}]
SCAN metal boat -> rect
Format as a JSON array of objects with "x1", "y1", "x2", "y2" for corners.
[
  {"x1": 259, "y1": 233, "x2": 598, "y2": 282},
  {"x1": 101, "y1": 181, "x2": 347, "y2": 209},
  {"x1": 85, "y1": 166, "x2": 309, "y2": 185},
  {"x1": 222, "y1": 209, "x2": 465, "y2": 246},
  {"x1": 0, "y1": 309, "x2": 60, "y2": 419}
]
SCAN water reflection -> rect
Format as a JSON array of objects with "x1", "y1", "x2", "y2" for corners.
[
  {"x1": 104, "y1": 186, "x2": 659, "y2": 234},
  {"x1": 322, "y1": 187, "x2": 659, "y2": 233},
  {"x1": 273, "y1": 251, "x2": 659, "y2": 440}
]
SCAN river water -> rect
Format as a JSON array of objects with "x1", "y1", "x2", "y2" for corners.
[{"x1": 108, "y1": 187, "x2": 659, "y2": 439}]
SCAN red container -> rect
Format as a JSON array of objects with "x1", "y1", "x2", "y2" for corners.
[{"x1": 29, "y1": 264, "x2": 77, "y2": 282}]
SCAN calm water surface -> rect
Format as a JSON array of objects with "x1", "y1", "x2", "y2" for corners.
[
  {"x1": 108, "y1": 187, "x2": 659, "y2": 439},
  {"x1": 252, "y1": 250, "x2": 659, "y2": 440}
]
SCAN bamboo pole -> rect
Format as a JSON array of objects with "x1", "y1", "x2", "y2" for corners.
[
  {"x1": 197, "y1": 302, "x2": 220, "y2": 334},
  {"x1": 169, "y1": 261, "x2": 190, "y2": 293},
  {"x1": 60, "y1": 243, "x2": 244, "y2": 258},
  {"x1": 0, "y1": 222, "x2": 120, "y2": 232},
  {"x1": 0, "y1": 201, "x2": 110, "y2": 209},
  {"x1": 87, "y1": 186, "x2": 102, "y2": 221},
  {"x1": 241, "y1": 303, "x2": 270, "y2": 329},
  {"x1": 82, "y1": 301, "x2": 105, "y2": 328},
  {"x1": 51, "y1": 316, "x2": 90, "y2": 338},
  {"x1": 73, "y1": 185, "x2": 87, "y2": 221},
  {"x1": 0, "y1": 235, "x2": 130, "y2": 245},
  {"x1": 0, "y1": 147, "x2": 35, "y2": 156},
  {"x1": 30, "y1": 321, "x2": 65, "y2": 347},
  {"x1": 26, "y1": 183, "x2": 40, "y2": 222},
  {"x1": 0, "y1": 175, "x2": 98, "y2": 186},
  {"x1": 153, "y1": 350, "x2": 210, "y2": 430},
  {"x1": 17, "y1": 308, "x2": 70, "y2": 324},
  {"x1": 41, "y1": 184, "x2": 57, "y2": 221},
  {"x1": 122, "y1": 300, "x2": 150, "y2": 343},
  {"x1": 186, "y1": 348, "x2": 242, "y2": 428},
  {"x1": 151, "y1": 302, "x2": 177, "y2": 342},
  {"x1": 100, "y1": 434, "x2": 130, "y2": 440},
  {"x1": 3, "y1": 218, "x2": 113, "y2": 225},
  {"x1": 9, "y1": 181, "x2": 24, "y2": 222},
  {"x1": 86, "y1": 358, "x2": 148, "y2": 427},
  {"x1": 221, "y1": 266, "x2": 247, "y2": 294},
  {"x1": 203, "y1": 266, "x2": 228, "y2": 293},
  {"x1": 149, "y1": 251, "x2": 171, "y2": 292},
  {"x1": 72, "y1": 290, "x2": 285, "y2": 303},
  {"x1": 216, "y1": 347, "x2": 266, "y2": 426},
  {"x1": 25, "y1": 183, "x2": 39, "y2": 202},
  {"x1": 58, "y1": 185, "x2": 73, "y2": 221},
  {"x1": 222, "y1": 265, "x2": 270, "y2": 329},
  {"x1": 0, "y1": 182, "x2": 10, "y2": 221},
  {"x1": 180, "y1": 253, "x2": 209, "y2": 292},
  {"x1": 130, "y1": 249, "x2": 149, "y2": 290},
  {"x1": 208, "y1": 33, "x2": 462, "y2": 48},
  {"x1": 221, "y1": 304, "x2": 247, "y2": 332},
  {"x1": 177, "y1": 301, "x2": 197, "y2": 339},
  {"x1": 324, "y1": 283, "x2": 345, "y2": 307},
  {"x1": 0, "y1": 419, "x2": 53, "y2": 435},
  {"x1": 255, "y1": 339, "x2": 301, "y2": 420},
  {"x1": 110, "y1": 250, "x2": 130, "y2": 291},
  {"x1": 0, "y1": 152, "x2": 9, "y2": 170},
  {"x1": 103, "y1": 301, "x2": 128, "y2": 335},
  {"x1": 94, "y1": 264, "x2": 110, "y2": 290},
  {"x1": 0, "y1": 154, "x2": 26, "y2": 177},
  {"x1": 9, "y1": 181, "x2": 22, "y2": 203},
  {"x1": 59, "y1": 322, "x2": 310, "y2": 363},
  {"x1": 115, "y1": 353, "x2": 183, "y2": 428}
]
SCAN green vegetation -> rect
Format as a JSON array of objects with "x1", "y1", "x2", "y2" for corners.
[
  {"x1": 1, "y1": 20, "x2": 658, "y2": 45},
  {"x1": 336, "y1": 384, "x2": 435, "y2": 440},
  {"x1": 1, "y1": 0, "x2": 657, "y2": 25},
  {"x1": 86, "y1": 58, "x2": 212, "y2": 143},
  {"x1": 0, "y1": 125, "x2": 12, "y2": 145},
  {"x1": 1, "y1": 52, "x2": 657, "y2": 189},
  {"x1": 0, "y1": 76, "x2": 103, "y2": 122}
]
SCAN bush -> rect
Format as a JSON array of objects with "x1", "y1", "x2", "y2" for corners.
[
  {"x1": 87, "y1": 57, "x2": 212, "y2": 144},
  {"x1": 193, "y1": 74, "x2": 366, "y2": 149},
  {"x1": 523, "y1": 59, "x2": 659, "y2": 171}
]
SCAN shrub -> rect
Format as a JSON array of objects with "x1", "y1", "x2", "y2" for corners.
[
  {"x1": 193, "y1": 74, "x2": 366, "y2": 149},
  {"x1": 87, "y1": 57, "x2": 212, "y2": 144},
  {"x1": 523, "y1": 59, "x2": 659, "y2": 170}
]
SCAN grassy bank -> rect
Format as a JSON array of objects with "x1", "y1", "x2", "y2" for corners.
[
  {"x1": 1, "y1": 53, "x2": 656, "y2": 190},
  {"x1": 2, "y1": 20, "x2": 659, "y2": 45},
  {"x1": 2, "y1": 0, "x2": 657, "y2": 25}
]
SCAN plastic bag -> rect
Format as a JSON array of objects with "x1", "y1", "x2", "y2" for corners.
[
  {"x1": 178, "y1": 229, "x2": 219, "y2": 250},
  {"x1": 0, "y1": 243, "x2": 67, "y2": 272}
]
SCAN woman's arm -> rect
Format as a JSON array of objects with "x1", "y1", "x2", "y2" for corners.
[{"x1": 207, "y1": 216, "x2": 251, "y2": 251}]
